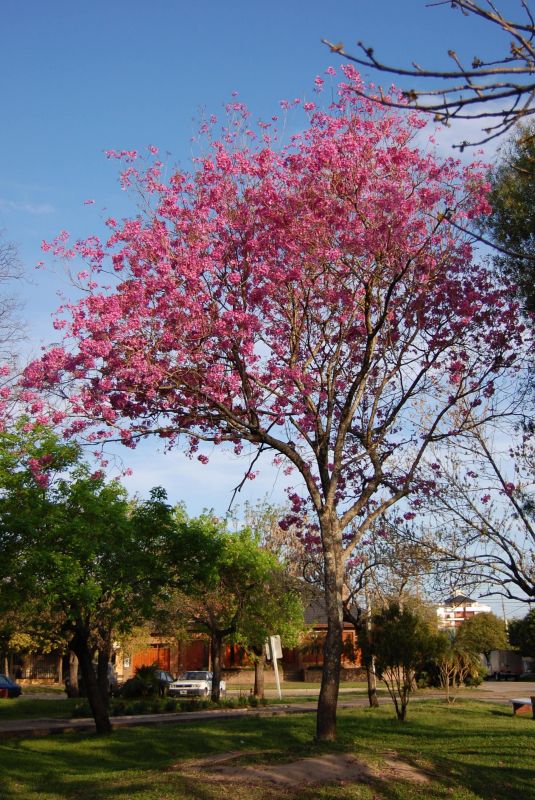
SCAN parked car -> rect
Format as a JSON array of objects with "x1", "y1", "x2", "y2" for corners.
[
  {"x1": 154, "y1": 669, "x2": 175, "y2": 697},
  {"x1": 168, "y1": 671, "x2": 226, "y2": 698},
  {"x1": 65, "y1": 662, "x2": 119, "y2": 696},
  {"x1": 0, "y1": 673, "x2": 22, "y2": 699}
]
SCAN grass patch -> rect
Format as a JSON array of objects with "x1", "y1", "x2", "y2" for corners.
[
  {"x1": 0, "y1": 700, "x2": 533, "y2": 799},
  {"x1": 0, "y1": 697, "x2": 79, "y2": 720}
]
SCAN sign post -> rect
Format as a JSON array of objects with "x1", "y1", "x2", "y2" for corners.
[{"x1": 265, "y1": 635, "x2": 283, "y2": 700}]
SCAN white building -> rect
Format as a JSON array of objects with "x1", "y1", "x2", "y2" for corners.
[{"x1": 436, "y1": 593, "x2": 492, "y2": 630}]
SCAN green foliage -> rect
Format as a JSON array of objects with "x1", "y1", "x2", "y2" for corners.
[
  {"x1": 0, "y1": 424, "x2": 179, "y2": 648},
  {"x1": 159, "y1": 514, "x2": 305, "y2": 663},
  {"x1": 362, "y1": 603, "x2": 437, "y2": 720},
  {"x1": 119, "y1": 666, "x2": 159, "y2": 699},
  {"x1": 508, "y1": 609, "x2": 535, "y2": 656},
  {"x1": 433, "y1": 630, "x2": 484, "y2": 702},
  {"x1": 0, "y1": 423, "x2": 183, "y2": 732},
  {"x1": 487, "y1": 124, "x2": 535, "y2": 315},
  {"x1": 455, "y1": 612, "x2": 508, "y2": 655}
]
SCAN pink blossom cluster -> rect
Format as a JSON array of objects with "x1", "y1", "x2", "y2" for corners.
[{"x1": 21, "y1": 68, "x2": 528, "y2": 549}]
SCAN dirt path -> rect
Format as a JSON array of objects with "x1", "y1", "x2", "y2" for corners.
[{"x1": 175, "y1": 750, "x2": 430, "y2": 790}]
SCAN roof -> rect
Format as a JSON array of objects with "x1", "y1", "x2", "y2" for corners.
[{"x1": 443, "y1": 593, "x2": 473, "y2": 606}]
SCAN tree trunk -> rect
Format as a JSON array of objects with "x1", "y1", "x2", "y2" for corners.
[
  {"x1": 96, "y1": 648, "x2": 111, "y2": 711},
  {"x1": 252, "y1": 646, "x2": 265, "y2": 699},
  {"x1": 70, "y1": 631, "x2": 112, "y2": 735},
  {"x1": 366, "y1": 660, "x2": 379, "y2": 708},
  {"x1": 66, "y1": 652, "x2": 80, "y2": 698},
  {"x1": 210, "y1": 631, "x2": 223, "y2": 703},
  {"x1": 317, "y1": 513, "x2": 345, "y2": 741}
]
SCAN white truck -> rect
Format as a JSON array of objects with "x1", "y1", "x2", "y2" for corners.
[
  {"x1": 168, "y1": 670, "x2": 226, "y2": 698},
  {"x1": 487, "y1": 650, "x2": 523, "y2": 680}
]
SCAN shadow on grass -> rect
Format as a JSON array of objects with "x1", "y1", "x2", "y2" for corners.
[
  {"x1": 334, "y1": 701, "x2": 534, "y2": 800},
  {"x1": 0, "y1": 701, "x2": 532, "y2": 799},
  {"x1": 0, "y1": 715, "x2": 312, "y2": 799}
]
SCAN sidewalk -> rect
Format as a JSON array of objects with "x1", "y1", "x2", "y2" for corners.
[{"x1": 0, "y1": 701, "x2": 325, "y2": 739}]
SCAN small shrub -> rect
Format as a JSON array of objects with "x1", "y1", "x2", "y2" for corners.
[
  {"x1": 111, "y1": 700, "x2": 127, "y2": 716},
  {"x1": 72, "y1": 701, "x2": 91, "y2": 718},
  {"x1": 119, "y1": 677, "x2": 145, "y2": 699}
]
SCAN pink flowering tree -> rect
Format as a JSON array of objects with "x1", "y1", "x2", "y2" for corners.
[{"x1": 24, "y1": 68, "x2": 526, "y2": 741}]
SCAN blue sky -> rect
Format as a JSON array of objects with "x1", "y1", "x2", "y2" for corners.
[{"x1": 0, "y1": 0, "x2": 526, "y2": 615}]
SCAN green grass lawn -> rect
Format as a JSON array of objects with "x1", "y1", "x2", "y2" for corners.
[
  {"x1": 0, "y1": 697, "x2": 80, "y2": 720},
  {"x1": 0, "y1": 700, "x2": 533, "y2": 799}
]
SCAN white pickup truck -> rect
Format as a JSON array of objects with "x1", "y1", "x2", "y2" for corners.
[{"x1": 168, "y1": 670, "x2": 226, "y2": 698}]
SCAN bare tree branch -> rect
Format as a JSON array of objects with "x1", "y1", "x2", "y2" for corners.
[{"x1": 323, "y1": 1, "x2": 535, "y2": 149}]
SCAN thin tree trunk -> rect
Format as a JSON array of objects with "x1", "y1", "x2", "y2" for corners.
[
  {"x1": 366, "y1": 660, "x2": 379, "y2": 707},
  {"x1": 70, "y1": 631, "x2": 112, "y2": 735},
  {"x1": 66, "y1": 652, "x2": 80, "y2": 698},
  {"x1": 316, "y1": 513, "x2": 344, "y2": 741},
  {"x1": 210, "y1": 631, "x2": 223, "y2": 703},
  {"x1": 253, "y1": 646, "x2": 265, "y2": 699}
]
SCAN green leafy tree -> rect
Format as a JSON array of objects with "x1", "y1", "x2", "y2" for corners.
[
  {"x1": 234, "y1": 565, "x2": 305, "y2": 699},
  {"x1": 508, "y1": 609, "x2": 535, "y2": 657},
  {"x1": 157, "y1": 514, "x2": 305, "y2": 702},
  {"x1": 455, "y1": 612, "x2": 508, "y2": 656},
  {"x1": 487, "y1": 124, "x2": 535, "y2": 316},
  {"x1": 434, "y1": 631, "x2": 483, "y2": 704},
  {"x1": 0, "y1": 423, "x2": 179, "y2": 734},
  {"x1": 361, "y1": 603, "x2": 436, "y2": 721}
]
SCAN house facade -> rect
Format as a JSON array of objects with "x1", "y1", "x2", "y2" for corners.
[{"x1": 436, "y1": 593, "x2": 492, "y2": 629}]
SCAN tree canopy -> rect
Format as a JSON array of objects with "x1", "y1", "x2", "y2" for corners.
[
  {"x1": 455, "y1": 612, "x2": 508, "y2": 655},
  {"x1": 487, "y1": 123, "x2": 535, "y2": 316},
  {"x1": 0, "y1": 423, "x2": 179, "y2": 733},
  {"x1": 508, "y1": 608, "x2": 535, "y2": 656},
  {"x1": 157, "y1": 515, "x2": 304, "y2": 701}
]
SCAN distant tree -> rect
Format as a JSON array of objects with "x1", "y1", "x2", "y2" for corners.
[
  {"x1": 361, "y1": 603, "x2": 436, "y2": 721},
  {"x1": 242, "y1": 500, "x2": 308, "y2": 578},
  {"x1": 0, "y1": 423, "x2": 179, "y2": 734},
  {"x1": 486, "y1": 123, "x2": 535, "y2": 316},
  {"x1": 235, "y1": 565, "x2": 305, "y2": 699},
  {"x1": 231, "y1": 503, "x2": 306, "y2": 698},
  {"x1": 456, "y1": 612, "x2": 508, "y2": 655},
  {"x1": 434, "y1": 630, "x2": 482, "y2": 703},
  {"x1": 508, "y1": 608, "x2": 535, "y2": 656},
  {"x1": 160, "y1": 517, "x2": 301, "y2": 702},
  {"x1": 324, "y1": 1, "x2": 535, "y2": 149}
]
